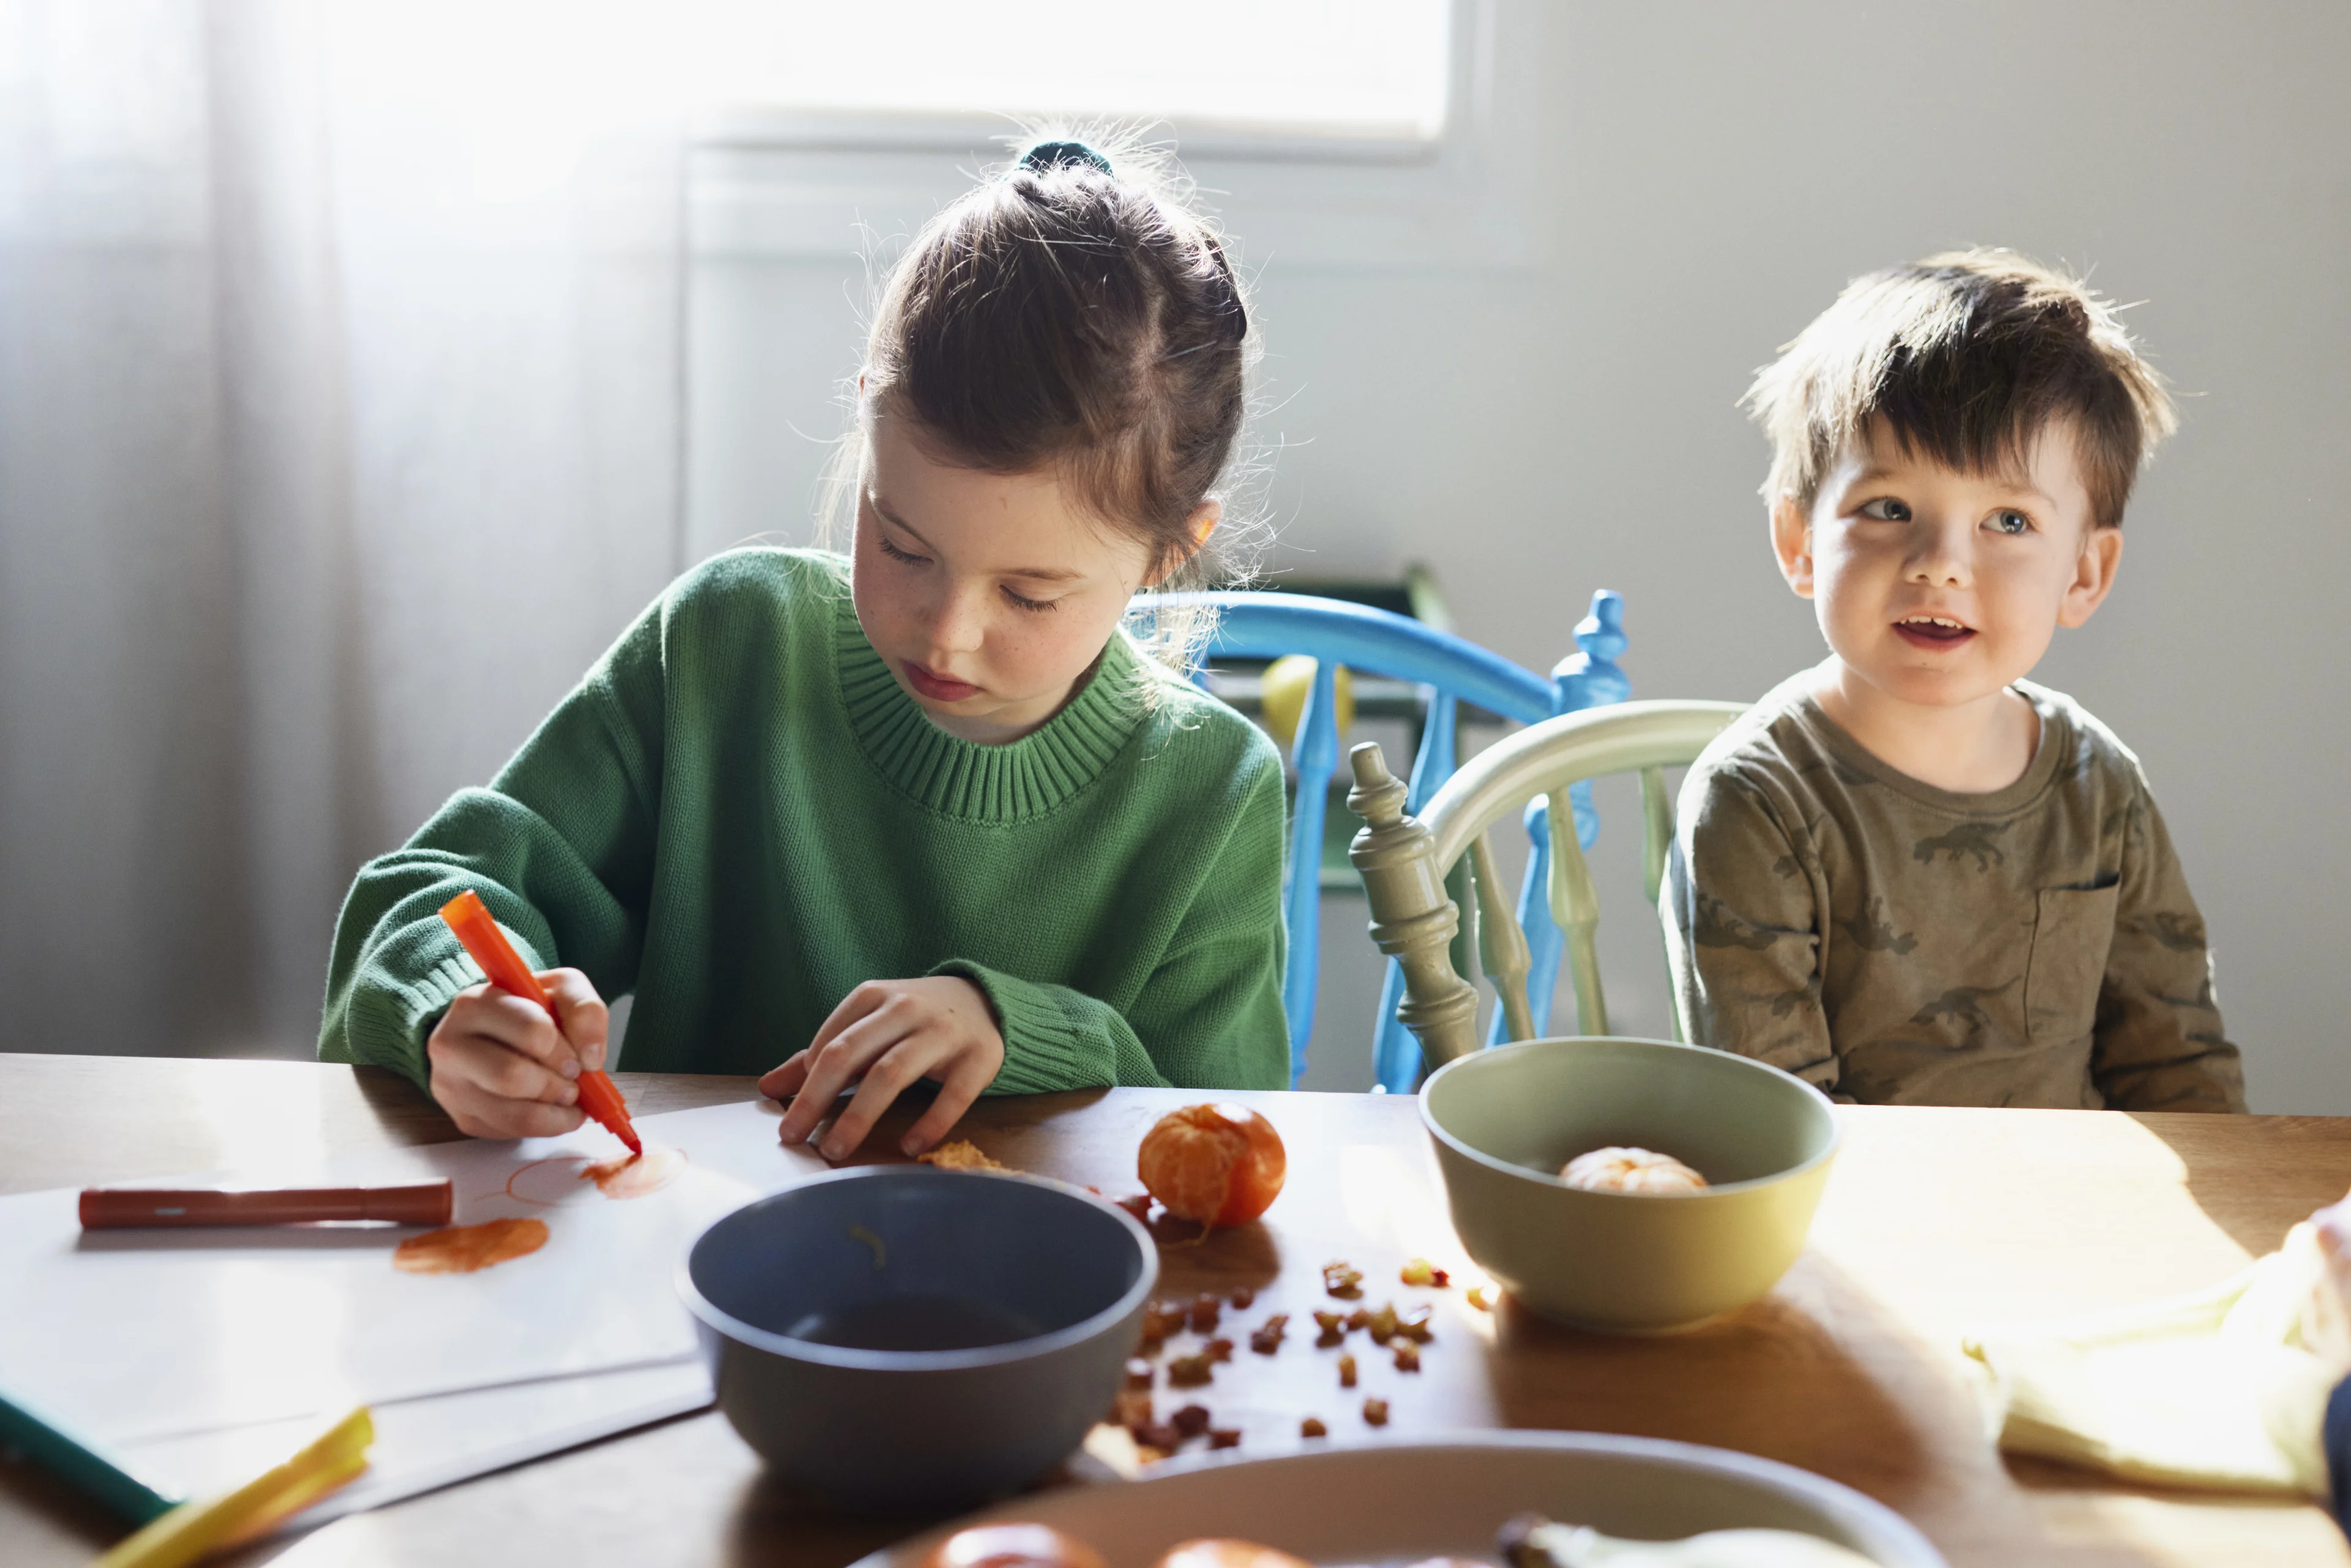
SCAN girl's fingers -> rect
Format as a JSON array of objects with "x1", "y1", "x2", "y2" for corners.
[
  {"x1": 444, "y1": 1081, "x2": 588, "y2": 1140},
  {"x1": 433, "y1": 1019, "x2": 578, "y2": 1108},
  {"x1": 808, "y1": 981, "x2": 891, "y2": 1056},
  {"x1": 469, "y1": 1037, "x2": 580, "y2": 1106},
  {"x1": 823, "y1": 1027, "x2": 957, "y2": 1161},
  {"x1": 900, "y1": 1053, "x2": 995, "y2": 1157},
  {"x1": 456, "y1": 986, "x2": 571, "y2": 1070},
  {"x1": 431, "y1": 1032, "x2": 584, "y2": 1136},
  {"x1": 776, "y1": 1000, "x2": 915, "y2": 1146},
  {"x1": 759, "y1": 1051, "x2": 811, "y2": 1100},
  {"x1": 539, "y1": 969, "x2": 609, "y2": 1075}
]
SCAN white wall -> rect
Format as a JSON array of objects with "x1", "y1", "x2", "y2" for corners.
[{"x1": 688, "y1": 0, "x2": 2351, "y2": 1112}]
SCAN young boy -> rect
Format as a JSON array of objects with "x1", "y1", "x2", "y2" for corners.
[{"x1": 1663, "y1": 249, "x2": 2245, "y2": 1111}]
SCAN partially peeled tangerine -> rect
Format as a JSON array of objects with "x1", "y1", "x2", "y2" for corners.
[{"x1": 1558, "y1": 1146, "x2": 1708, "y2": 1195}]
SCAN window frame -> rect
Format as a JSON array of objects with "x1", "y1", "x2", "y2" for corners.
[
  {"x1": 690, "y1": 0, "x2": 1464, "y2": 165},
  {"x1": 684, "y1": 0, "x2": 1542, "y2": 273}
]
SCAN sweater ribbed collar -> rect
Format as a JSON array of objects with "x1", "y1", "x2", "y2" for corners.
[{"x1": 832, "y1": 585, "x2": 1149, "y2": 822}]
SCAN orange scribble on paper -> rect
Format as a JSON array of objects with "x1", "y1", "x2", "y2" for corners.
[
  {"x1": 392, "y1": 1217, "x2": 549, "y2": 1275},
  {"x1": 582, "y1": 1144, "x2": 684, "y2": 1198},
  {"x1": 503, "y1": 1144, "x2": 684, "y2": 1206}
]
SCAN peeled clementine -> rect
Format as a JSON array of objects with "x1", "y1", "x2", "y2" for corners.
[
  {"x1": 921, "y1": 1524, "x2": 1106, "y2": 1568},
  {"x1": 1137, "y1": 1103, "x2": 1286, "y2": 1227},
  {"x1": 1155, "y1": 1542, "x2": 1314, "y2": 1568}
]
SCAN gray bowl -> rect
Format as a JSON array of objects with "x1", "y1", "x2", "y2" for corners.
[
  {"x1": 678, "y1": 1166, "x2": 1157, "y2": 1510},
  {"x1": 1422, "y1": 1037, "x2": 1839, "y2": 1333}
]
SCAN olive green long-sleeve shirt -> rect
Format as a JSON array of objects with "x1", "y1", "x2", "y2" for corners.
[
  {"x1": 319, "y1": 548, "x2": 1290, "y2": 1094},
  {"x1": 1662, "y1": 673, "x2": 2245, "y2": 1111}
]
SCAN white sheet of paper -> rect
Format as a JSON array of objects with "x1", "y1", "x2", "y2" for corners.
[
  {"x1": 121, "y1": 1360, "x2": 715, "y2": 1530},
  {"x1": 0, "y1": 1098, "x2": 826, "y2": 1447}
]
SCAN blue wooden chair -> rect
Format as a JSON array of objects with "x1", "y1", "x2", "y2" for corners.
[{"x1": 1143, "y1": 589, "x2": 1633, "y2": 1090}]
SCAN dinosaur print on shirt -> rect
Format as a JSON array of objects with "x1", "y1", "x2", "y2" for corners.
[{"x1": 1913, "y1": 820, "x2": 2009, "y2": 871}]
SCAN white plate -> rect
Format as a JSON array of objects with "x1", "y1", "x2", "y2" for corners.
[{"x1": 860, "y1": 1434, "x2": 1946, "y2": 1568}]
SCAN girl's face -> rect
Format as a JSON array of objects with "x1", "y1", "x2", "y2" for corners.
[{"x1": 851, "y1": 406, "x2": 1169, "y2": 745}]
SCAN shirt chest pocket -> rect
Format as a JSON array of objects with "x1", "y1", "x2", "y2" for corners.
[{"x1": 2024, "y1": 883, "x2": 2120, "y2": 1044}]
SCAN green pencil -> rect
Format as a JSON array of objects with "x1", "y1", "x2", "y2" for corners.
[{"x1": 0, "y1": 1384, "x2": 183, "y2": 1523}]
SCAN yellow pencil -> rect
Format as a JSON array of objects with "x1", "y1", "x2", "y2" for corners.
[{"x1": 88, "y1": 1406, "x2": 373, "y2": 1568}]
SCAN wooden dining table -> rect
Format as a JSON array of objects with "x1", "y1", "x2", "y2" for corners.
[{"x1": 3, "y1": 1052, "x2": 2348, "y2": 1568}]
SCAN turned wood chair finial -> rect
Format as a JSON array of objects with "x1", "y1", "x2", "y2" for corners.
[
  {"x1": 1349, "y1": 702, "x2": 1749, "y2": 1087},
  {"x1": 1345, "y1": 742, "x2": 1482, "y2": 1072}
]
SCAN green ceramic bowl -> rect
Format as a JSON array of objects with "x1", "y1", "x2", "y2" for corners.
[{"x1": 1420, "y1": 1037, "x2": 1839, "y2": 1333}]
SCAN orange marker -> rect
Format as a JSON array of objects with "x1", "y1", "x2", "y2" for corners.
[{"x1": 437, "y1": 890, "x2": 642, "y2": 1155}]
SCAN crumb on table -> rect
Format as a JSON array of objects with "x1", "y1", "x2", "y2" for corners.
[{"x1": 916, "y1": 1139, "x2": 1011, "y2": 1172}]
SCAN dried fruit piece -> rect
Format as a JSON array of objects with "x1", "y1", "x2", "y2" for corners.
[
  {"x1": 1363, "y1": 1397, "x2": 1390, "y2": 1427},
  {"x1": 1400, "y1": 1258, "x2": 1436, "y2": 1286},
  {"x1": 1248, "y1": 1315, "x2": 1288, "y2": 1354},
  {"x1": 1345, "y1": 1308, "x2": 1371, "y2": 1331},
  {"x1": 1112, "y1": 1389, "x2": 1153, "y2": 1430},
  {"x1": 1205, "y1": 1337, "x2": 1235, "y2": 1364},
  {"x1": 1395, "y1": 1304, "x2": 1434, "y2": 1343},
  {"x1": 1133, "y1": 1420, "x2": 1181, "y2": 1453},
  {"x1": 1230, "y1": 1285, "x2": 1256, "y2": 1309},
  {"x1": 1322, "y1": 1260, "x2": 1365, "y2": 1299},
  {"x1": 1208, "y1": 1427, "x2": 1242, "y2": 1449},
  {"x1": 1168, "y1": 1353, "x2": 1214, "y2": 1388},
  {"x1": 1312, "y1": 1309, "x2": 1347, "y2": 1346},
  {"x1": 1124, "y1": 1358, "x2": 1154, "y2": 1390},
  {"x1": 1338, "y1": 1352, "x2": 1358, "y2": 1388},
  {"x1": 1138, "y1": 1104, "x2": 1288, "y2": 1226},
  {"x1": 1300, "y1": 1417, "x2": 1329, "y2": 1438},
  {"x1": 1191, "y1": 1294, "x2": 1223, "y2": 1332},
  {"x1": 1466, "y1": 1286, "x2": 1493, "y2": 1311},
  {"x1": 1171, "y1": 1403, "x2": 1212, "y2": 1438},
  {"x1": 1393, "y1": 1343, "x2": 1421, "y2": 1373},
  {"x1": 1366, "y1": 1303, "x2": 1400, "y2": 1344}
]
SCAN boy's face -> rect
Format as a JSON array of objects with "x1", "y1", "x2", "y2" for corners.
[{"x1": 1772, "y1": 419, "x2": 2123, "y2": 716}]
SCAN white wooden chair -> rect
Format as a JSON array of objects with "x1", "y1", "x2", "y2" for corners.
[{"x1": 1345, "y1": 699, "x2": 1748, "y2": 1077}]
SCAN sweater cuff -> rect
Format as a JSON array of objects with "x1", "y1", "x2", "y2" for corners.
[
  {"x1": 341, "y1": 923, "x2": 547, "y2": 1091},
  {"x1": 931, "y1": 959, "x2": 1111, "y2": 1096}
]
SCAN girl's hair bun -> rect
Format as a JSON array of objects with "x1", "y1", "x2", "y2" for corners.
[{"x1": 1016, "y1": 139, "x2": 1114, "y2": 178}]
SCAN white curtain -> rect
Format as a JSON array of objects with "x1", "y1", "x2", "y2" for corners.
[{"x1": 0, "y1": 1, "x2": 689, "y2": 1057}]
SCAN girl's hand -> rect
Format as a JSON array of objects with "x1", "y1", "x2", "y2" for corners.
[
  {"x1": 2310, "y1": 1189, "x2": 2351, "y2": 1376},
  {"x1": 426, "y1": 968, "x2": 609, "y2": 1140},
  {"x1": 762, "y1": 977, "x2": 1005, "y2": 1161}
]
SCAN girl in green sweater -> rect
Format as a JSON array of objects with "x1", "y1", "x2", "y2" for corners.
[{"x1": 319, "y1": 139, "x2": 1289, "y2": 1158}]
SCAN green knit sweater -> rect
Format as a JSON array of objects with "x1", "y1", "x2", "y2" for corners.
[{"x1": 318, "y1": 549, "x2": 1291, "y2": 1093}]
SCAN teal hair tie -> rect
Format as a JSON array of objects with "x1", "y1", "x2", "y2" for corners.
[{"x1": 1018, "y1": 140, "x2": 1112, "y2": 178}]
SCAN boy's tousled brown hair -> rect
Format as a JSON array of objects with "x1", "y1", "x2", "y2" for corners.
[
  {"x1": 860, "y1": 135, "x2": 1253, "y2": 593},
  {"x1": 1744, "y1": 249, "x2": 2176, "y2": 530}
]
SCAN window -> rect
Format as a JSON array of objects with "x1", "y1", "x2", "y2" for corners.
[
  {"x1": 686, "y1": 0, "x2": 1539, "y2": 272},
  {"x1": 696, "y1": 0, "x2": 1453, "y2": 157}
]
